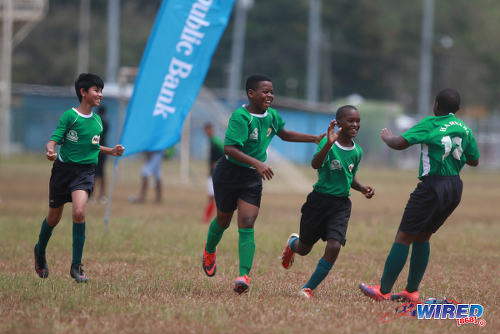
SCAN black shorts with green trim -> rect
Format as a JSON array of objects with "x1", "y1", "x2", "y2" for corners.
[
  {"x1": 299, "y1": 190, "x2": 352, "y2": 246},
  {"x1": 49, "y1": 159, "x2": 95, "y2": 208},
  {"x1": 212, "y1": 156, "x2": 262, "y2": 212},
  {"x1": 398, "y1": 175, "x2": 463, "y2": 235}
]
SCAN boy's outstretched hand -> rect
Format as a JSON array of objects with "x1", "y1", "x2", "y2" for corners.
[
  {"x1": 111, "y1": 145, "x2": 125, "y2": 156},
  {"x1": 46, "y1": 148, "x2": 57, "y2": 161},
  {"x1": 327, "y1": 120, "x2": 342, "y2": 144},
  {"x1": 361, "y1": 185, "x2": 375, "y2": 199}
]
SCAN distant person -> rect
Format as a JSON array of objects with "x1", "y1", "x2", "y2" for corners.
[
  {"x1": 360, "y1": 88, "x2": 479, "y2": 302},
  {"x1": 202, "y1": 122, "x2": 224, "y2": 224},
  {"x1": 130, "y1": 150, "x2": 164, "y2": 204},
  {"x1": 201, "y1": 74, "x2": 325, "y2": 294},
  {"x1": 281, "y1": 106, "x2": 374, "y2": 299},
  {"x1": 33, "y1": 73, "x2": 125, "y2": 283},
  {"x1": 92, "y1": 105, "x2": 109, "y2": 204}
]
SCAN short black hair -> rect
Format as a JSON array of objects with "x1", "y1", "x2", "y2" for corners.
[
  {"x1": 245, "y1": 74, "x2": 272, "y2": 92},
  {"x1": 335, "y1": 105, "x2": 358, "y2": 121},
  {"x1": 75, "y1": 73, "x2": 104, "y2": 102},
  {"x1": 204, "y1": 122, "x2": 213, "y2": 129},
  {"x1": 435, "y1": 88, "x2": 460, "y2": 113}
]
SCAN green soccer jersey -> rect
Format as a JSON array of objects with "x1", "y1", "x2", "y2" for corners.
[
  {"x1": 224, "y1": 106, "x2": 285, "y2": 167},
  {"x1": 313, "y1": 137, "x2": 363, "y2": 197},
  {"x1": 402, "y1": 113, "x2": 480, "y2": 178},
  {"x1": 50, "y1": 108, "x2": 104, "y2": 164}
]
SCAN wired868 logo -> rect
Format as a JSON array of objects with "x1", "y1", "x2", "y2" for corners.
[{"x1": 379, "y1": 298, "x2": 486, "y2": 327}]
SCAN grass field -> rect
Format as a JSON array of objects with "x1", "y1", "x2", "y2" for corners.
[{"x1": 0, "y1": 155, "x2": 498, "y2": 334}]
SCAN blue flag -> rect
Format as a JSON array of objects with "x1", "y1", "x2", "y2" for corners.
[{"x1": 119, "y1": 0, "x2": 235, "y2": 157}]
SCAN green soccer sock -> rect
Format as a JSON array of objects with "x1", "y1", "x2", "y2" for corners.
[
  {"x1": 35, "y1": 218, "x2": 54, "y2": 254},
  {"x1": 72, "y1": 222, "x2": 86, "y2": 265},
  {"x1": 406, "y1": 242, "x2": 430, "y2": 293},
  {"x1": 238, "y1": 228, "x2": 255, "y2": 276},
  {"x1": 380, "y1": 243, "x2": 410, "y2": 294},
  {"x1": 206, "y1": 218, "x2": 226, "y2": 254},
  {"x1": 303, "y1": 257, "x2": 333, "y2": 290}
]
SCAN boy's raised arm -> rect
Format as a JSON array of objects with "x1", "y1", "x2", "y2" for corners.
[
  {"x1": 278, "y1": 129, "x2": 325, "y2": 144},
  {"x1": 381, "y1": 128, "x2": 410, "y2": 150}
]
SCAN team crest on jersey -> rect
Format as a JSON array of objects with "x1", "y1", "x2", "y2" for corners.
[
  {"x1": 267, "y1": 127, "x2": 272, "y2": 137},
  {"x1": 66, "y1": 130, "x2": 78, "y2": 142},
  {"x1": 249, "y1": 128, "x2": 259, "y2": 140},
  {"x1": 92, "y1": 135, "x2": 100, "y2": 145},
  {"x1": 329, "y1": 159, "x2": 342, "y2": 170},
  {"x1": 348, "y1": 163, "x2": 354, "y2": 172}
]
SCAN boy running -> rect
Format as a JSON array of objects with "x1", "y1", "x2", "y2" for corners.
[
  {"x1": 202, "y1": 74, "x2": 325, "y2": 294},
  {"x1": 281, "y1": 105, "x2": 374, "y2": 299},
  {"x1": 360, "y1": 88, "x2": 479, "y2": 302},
  {"x1": 34, "y1": 73, "x2": 125, "y2": 283}
]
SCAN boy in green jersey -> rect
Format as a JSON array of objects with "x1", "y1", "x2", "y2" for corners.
[
  {"x1": 202, "y1": 74, "x2": 325, "y2": 294},
  {"x1": 281, "y1": 105, "x2": 375, "y2": 299},
  {"x1": 360, "y1": 88, "x2": 479, "y2": 302},
  {"x1": 34, "y1": 73, "x2": 125, "y2": 283}
]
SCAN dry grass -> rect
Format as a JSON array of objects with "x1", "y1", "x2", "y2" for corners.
[{"x1": 0, "y1": 155, "x2": 498, "y2": 334}]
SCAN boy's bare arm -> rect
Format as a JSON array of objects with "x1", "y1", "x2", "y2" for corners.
[
  {"x1": 351, "y1": 176, "x2": 374, "y2": 199},
  {"x1": 381, "y1": 128, "x2": 410, "y2": 150},
  {"x1": 100, "y1": 145, "x2": 125, "y2": 156},
  {"x1": 224, "y1": 145, "x2": 274, "y2": 180},
  {"x1": 311, "y1": 120, "x2": 338, "y2": 169},
  {"x1": 278, "y1": 129, "x2": 325, "y2": 144},
  {"x1": 46, "y1": 140, "x2": 58, "y2": 161}
]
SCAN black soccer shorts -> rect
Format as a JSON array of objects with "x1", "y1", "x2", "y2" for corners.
[
  {"x1": 299, "y1": 190, "x2": 352, "y2": 246},
  {"x1": 49, "y1": 159, "x2": 96, "y2": 208},
  {"x1": 212, "y1": 156, "x2": 262, "y2": 212},
  {"x1": 398, "y1": 175, "x2": 463, "y2": 234}
]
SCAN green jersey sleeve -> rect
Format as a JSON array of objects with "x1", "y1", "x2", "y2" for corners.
[
  {"x1": 50, "y1": 109, "x2": 75, "y2": 143},
  {"x1": 270, "y1": 109, "x2": 285, "y2": 135},
  {"x1": 224, "y1": 109, "x2": 249, "y2": 147},
  {"x1": 401, "y1": 117, "x2": 432, "y2": 145},
  {"x1": 464, "y1": 130, "x2": 480, "y2": 162},
  {"x1": 211, "y1": 136, "x2": 224, "y2": 154}
]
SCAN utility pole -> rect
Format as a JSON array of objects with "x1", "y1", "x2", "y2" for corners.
[
  {"x1": 0, "y1": 0, "x2": 13, "y2": 156},
  {"x1": 306, "y1": 0, "x2": 321, "y2": 104},
  {"x1": 417, "y1": 0, "x2": 435, "y2": 117},
  {"x1": 106, "y1": 0, "x2": 120, "y2": 84},
  {"x1": 227, "y1": 0, "x2": 253, "y2": 109},
  {"x1": 77, "y1": 0, "x2": 90, "y2": 75}
]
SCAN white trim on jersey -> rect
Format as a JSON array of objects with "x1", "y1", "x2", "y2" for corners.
[
  {"x1": 421, "y1": 144, "x2": 430, "y2": 176},
  {"x1": 72, "y1": 107, "x2": 93, "y2": 118}
]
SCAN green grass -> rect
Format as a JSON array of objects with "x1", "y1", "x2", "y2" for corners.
[{"x1": 0, "y1": 155, "x2": 498, "y2": 333}]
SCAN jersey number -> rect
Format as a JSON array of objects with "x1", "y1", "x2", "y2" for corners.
[{"x1": 441, "y1": 136, "x2": 463, "y2": 161}]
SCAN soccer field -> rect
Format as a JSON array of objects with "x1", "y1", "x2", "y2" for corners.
[{"x1": 0, "y1": 155, "x2": 498, "y2": 334}]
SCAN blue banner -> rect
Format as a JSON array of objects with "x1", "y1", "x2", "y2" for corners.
[{"x1": 119, "y1": 0, "x2": 235, "y2": 157}]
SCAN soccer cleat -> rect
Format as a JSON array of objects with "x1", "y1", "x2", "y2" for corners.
[
  {"x1": 391, "y1": 288, "x2": 419, "y2": 302},
  {"x1": 202, "y1": 244, "x2": 217, "y2": 277},
  {"x1": 233, "y1": 274, "x2": 250, "y2": 294},
  {"x1": 359, "y1": 283, "x2": 390, "y2": 301},
  {"x1": 298, "y1": 288, "x2": 313, "y2": 299},
  {"x1": 34, "y1": 246, "x2": 49, "y2": 278},
  {"x1": 70, "y1": 263, "x2": 88, "y2": 283},
  {"x1": 281, "y1": 233, "x2": 299, "y2": 269}
]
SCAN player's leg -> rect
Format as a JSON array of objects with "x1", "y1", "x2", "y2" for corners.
[
  {"x1": 34, "y1": 206, "x2": 64, "y2": 278},
  {"x1": 70, "y1": 189, "x2": 89, "y2": 282},
  {"x1": 300, "y1": 239, "x2": 340, "y2": 297}
]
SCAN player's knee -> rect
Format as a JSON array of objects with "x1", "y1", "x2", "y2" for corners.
[
  {"x1": 239, "y1": 215, "x2": 257, "y2": 229},
  {"x1": 72, "y1": 209, "x2": 86, "y2": 223},
  {"x1": 325, "y1": 240, "x2": 341, "y2": 255}
]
